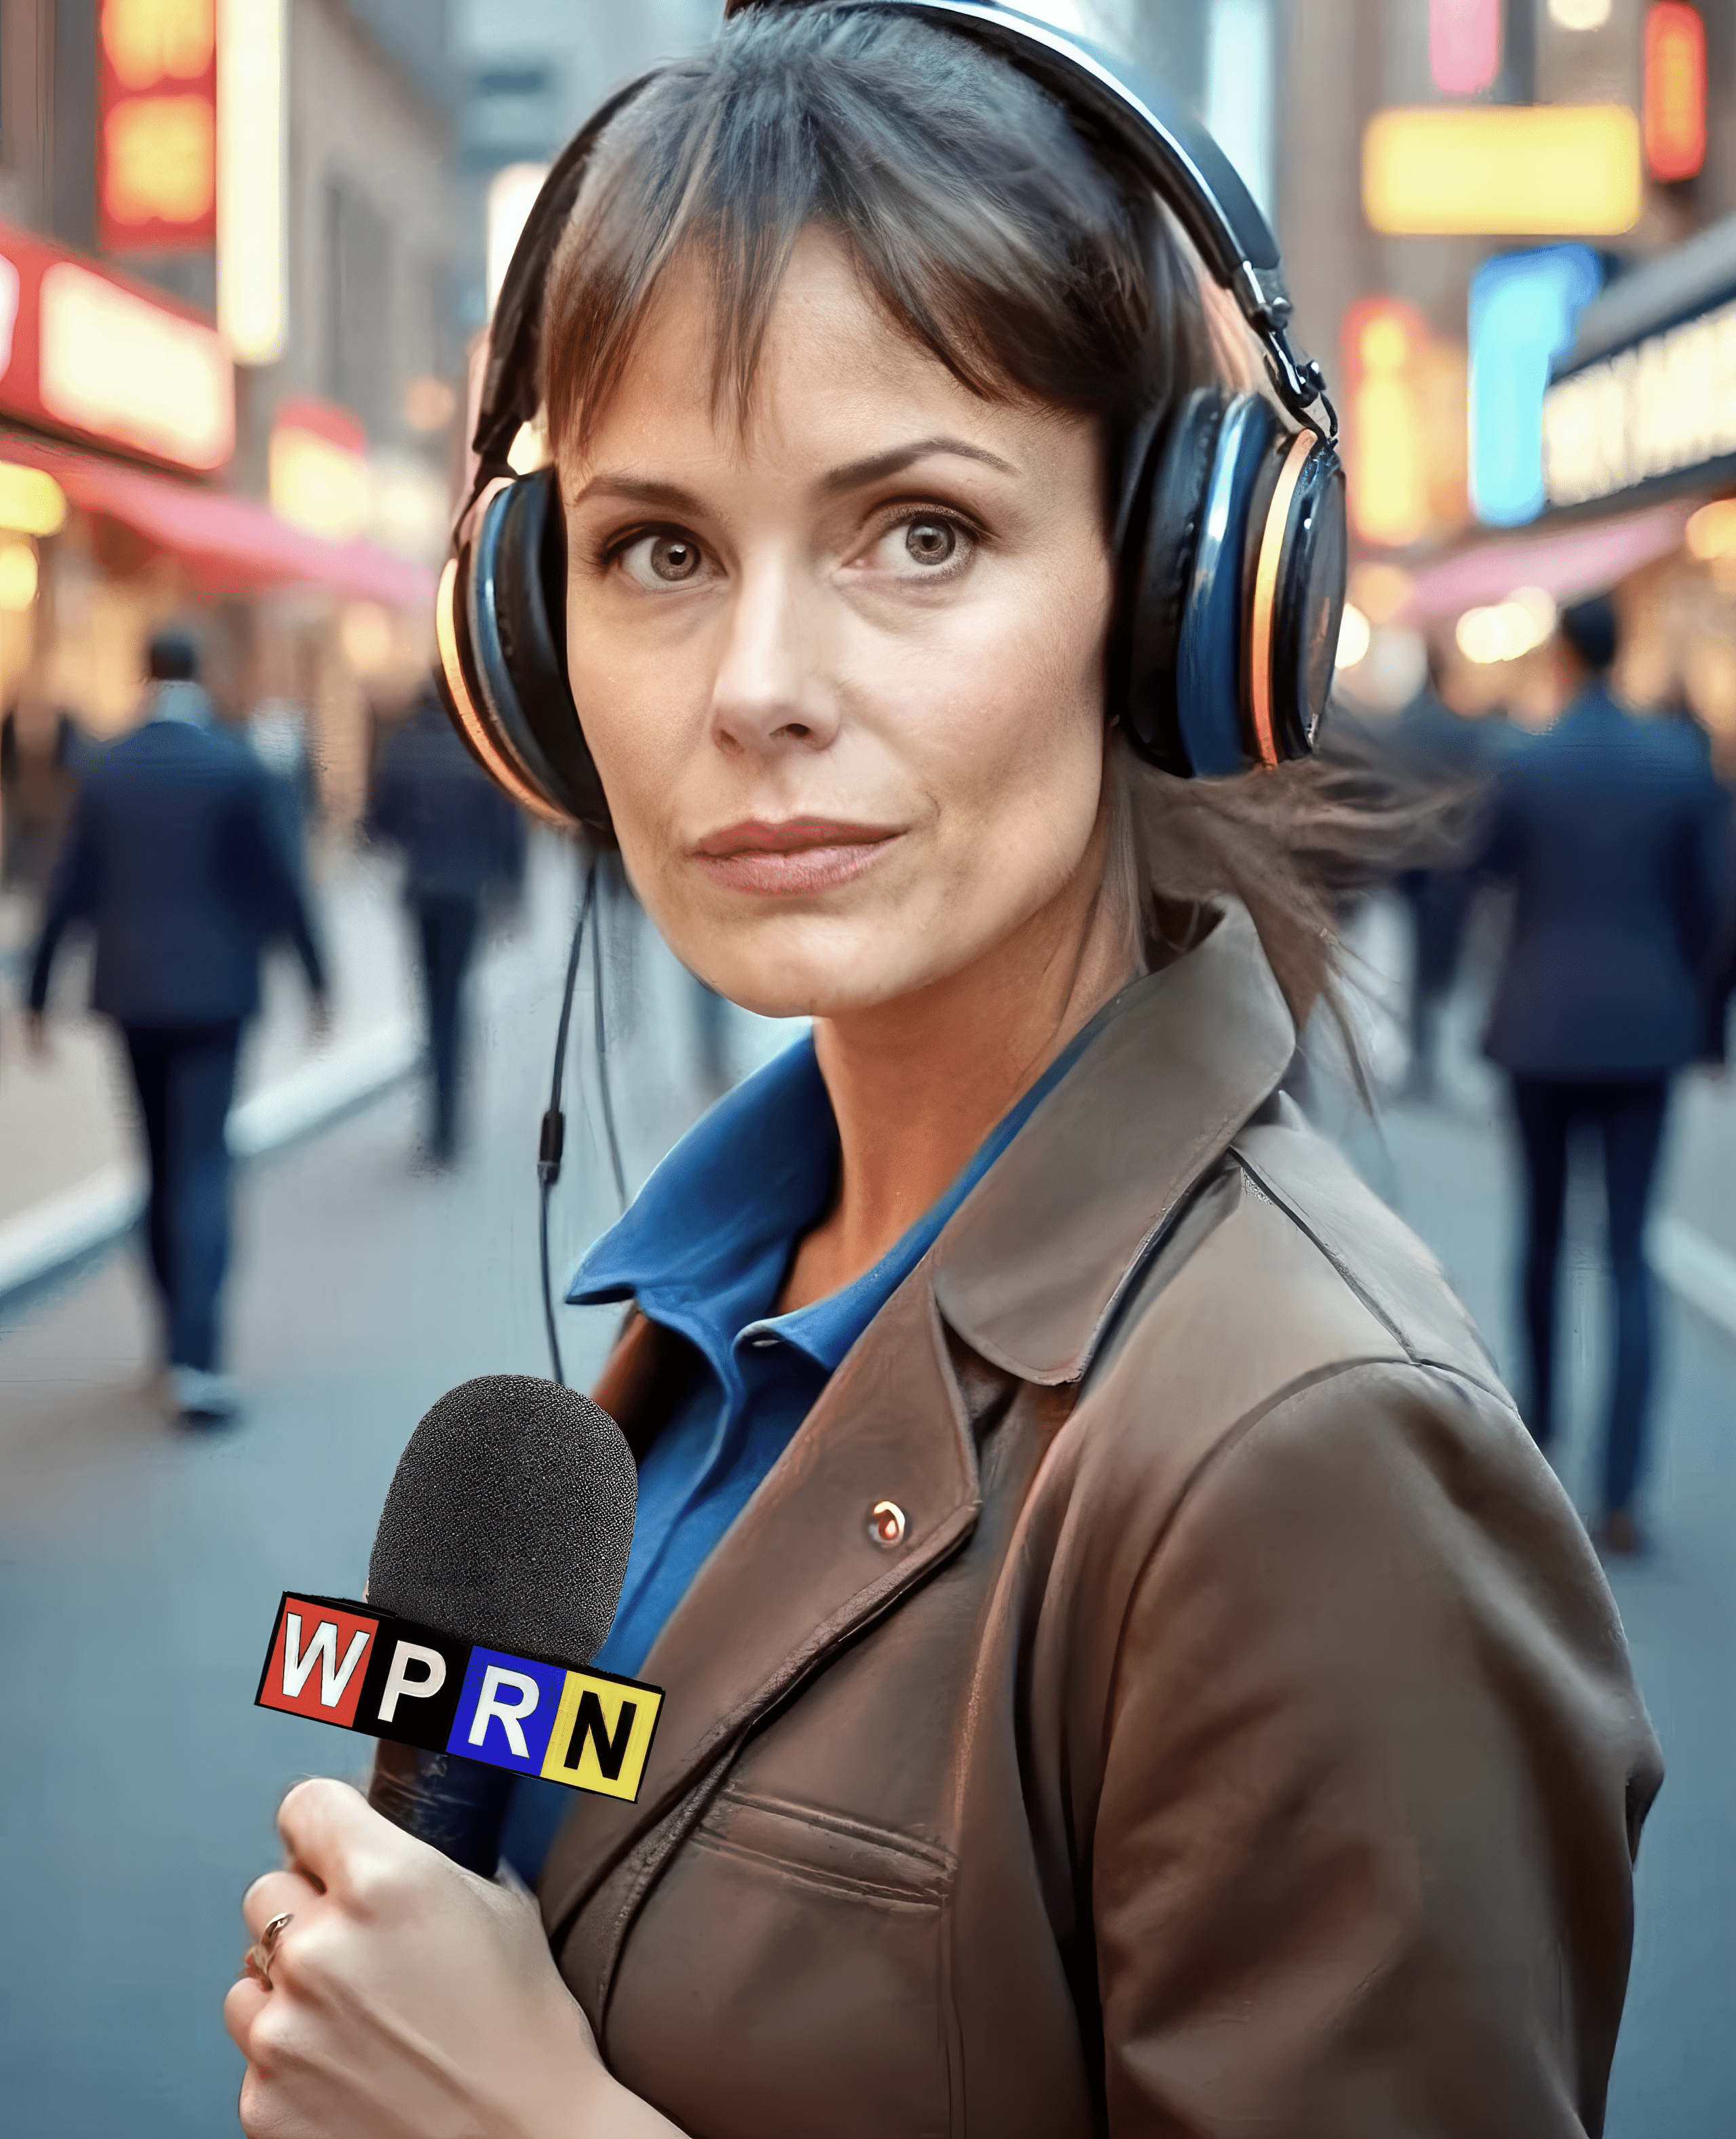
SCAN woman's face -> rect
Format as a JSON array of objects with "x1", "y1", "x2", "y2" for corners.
[{"x1": 561, "y1": 230, "x2": 1114, "y2": 1019}]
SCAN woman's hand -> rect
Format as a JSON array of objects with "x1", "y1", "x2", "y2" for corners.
[{"x1": 224, "y1": 1776, "x2": 684, "y2": 2138}]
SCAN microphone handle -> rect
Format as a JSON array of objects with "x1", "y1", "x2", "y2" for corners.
[{"x1": 368, "y1": 1740, "x2": 516, "y2": 1877}]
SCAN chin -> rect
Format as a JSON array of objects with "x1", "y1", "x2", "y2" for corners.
[
  {"x1": 669, "y1": 907, "x2": 972, "y2": 1023},
  {"x1": 697, "y1": 953, "x2": 911, "y2": 1023}
]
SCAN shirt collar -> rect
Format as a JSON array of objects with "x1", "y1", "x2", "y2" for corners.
[
  {"x1": 568, "y1": 1035, "x2": 837, "y2": 1354},
  {"x1": 1565, "y1": 682, "x2": 1623, "y2": 725},
  {"x1": 570, "y1": 1003, "x2": 1105, "y2": 1383},
  {"x1": 149, "y1": 680, "x2": 215, "y2": 729}
]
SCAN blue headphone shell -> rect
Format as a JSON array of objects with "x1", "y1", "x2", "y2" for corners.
[{"x1": 450, "y1": 469, "x2": 614, "y2": 840}]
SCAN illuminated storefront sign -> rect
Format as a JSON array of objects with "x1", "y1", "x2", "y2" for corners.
[
  {"x1": 1471, "y1": 246, "x2": 1602, "y2": 526},
  {"x1": 1430, "y1": 0, "x2": 1501, "y2": 97},
  {"x1": 1544, "y1": 295, "x2": 1736, "y2": 509},
  {"x1": 270, "y1": 397, "x2": 370, "y2": 543},
  {"x1": 0, "y1": 225, "x2": 233, "y2": 472},
  {"x1": 218, "y1": 0, "x2": 287, "y2": 364},
  {"x1": 1343, "y1": 300, "x2": 1432, "y2": 548},
  {"x1": 1364, "y1": 105, "x2": 1643, "y2": 237},
  {"x1": 98, "y1": 0, "x2": 218, "y2": 253},
  {"x1": 1643, "y1": 3, "x2": 1707, "y2": 184}
]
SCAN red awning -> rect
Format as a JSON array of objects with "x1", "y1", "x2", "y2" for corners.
[
  {"x1": 1398, "y1": 501, "x2": 1695, "y2": 625},
  {"x1": 0, "y1": 426, "x2": 435, "y2": 608}
]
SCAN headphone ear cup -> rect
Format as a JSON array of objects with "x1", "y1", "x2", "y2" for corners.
[
  {"x1": 435, "y1": 540, "x2": 564, "y2": 825},
  {"x1": 1236, "y1": 426, "x2": 1347, "y2": 765},
  {"x1": 467, "y1": 469, "x2": 615, "y2": 841},
  {"x1": 1173, "y1": 391, "x2": 1282, "y2": 779},
  {"x1": 1269, "y1": 441, "x2": 1346, "y2": 761},
  {"x1": 1117, "y1": 387, "x2": 1226, "y2": 776}
]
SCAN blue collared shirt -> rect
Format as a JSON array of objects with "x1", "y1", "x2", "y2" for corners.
[
  {"x1": 566, "y1": 1025, "x2": 1090, "y2": 1681},
  {"x1": 498, "y1": 1023, "x2": 1094, "y2": 1881}
]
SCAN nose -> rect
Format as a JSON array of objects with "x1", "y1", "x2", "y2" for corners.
[{"x1": 708, "y1": 550, "x2": 840, "y2": 759}]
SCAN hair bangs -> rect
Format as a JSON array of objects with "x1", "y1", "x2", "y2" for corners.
[{"x1": 541, "y1": 8, "x2": 1210, "y2": 463}]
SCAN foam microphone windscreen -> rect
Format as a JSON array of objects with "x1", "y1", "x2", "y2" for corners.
[{"x1": 367, "y1": 1373, "x2": 637, "y2": 1667}]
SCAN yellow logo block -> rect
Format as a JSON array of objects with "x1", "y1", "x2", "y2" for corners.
[{"x1": 540, "y1": 1670, "x2": 663, "y2": 1801}]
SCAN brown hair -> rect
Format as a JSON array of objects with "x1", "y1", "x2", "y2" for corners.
[{"x1": 540, "y1": 6, "x2": 1404, "y2": 1027}]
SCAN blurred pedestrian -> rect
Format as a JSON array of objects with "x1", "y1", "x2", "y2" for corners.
[
  {"x1": 1480, "y1": 594, "x2": 1731, "y2": 1553},
  {"x1": 368, "y1": 682, "x2": 526, "y2": 1166},
  {"x1": 1389, "y1": 649, "x2": 1502, "y2": 1101},
  {"x1": 1, "y1": 698, "x2": 84, "y2": 897},
  {"x1": 25, "y1": 630, "x2": 328, "y2": 1425}
]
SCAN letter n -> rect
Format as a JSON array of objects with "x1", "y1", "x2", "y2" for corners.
[{"x1": 540, "y1": 1671, "x2": 663, "y2": 1801}]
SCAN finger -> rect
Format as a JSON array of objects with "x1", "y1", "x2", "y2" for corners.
[
  {"x1": 224, "y1": 1970, "x2": 269, "y2": 2055},
  {"x1": 241, "y1": 1867, "x2": 321, "y2": 1940},
  {"x1": 273, "y1": 1776, "x2": 381, "y2": 1896}
]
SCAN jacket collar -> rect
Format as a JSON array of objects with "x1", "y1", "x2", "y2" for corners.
[
  {"x1": 932, "y1": 899, "x2": 1296, "y2": 1384},
  {"x1": 540, "y1": 901, "x2": 1296, "y2": 1955}
]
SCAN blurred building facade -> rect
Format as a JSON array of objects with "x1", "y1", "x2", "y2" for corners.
[
  {"x1": 8, "y1": 0, "x2": 1736, "y2": 890},
  {"x1": 0, "y1": 0, "x2": 465, "y2": 891},
  {"x1": 1248, "y1": 0, "x2": 1736, "y2": 745}
]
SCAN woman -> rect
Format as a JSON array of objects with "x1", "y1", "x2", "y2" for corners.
[{"x1": 226, "y1": 12, "x2": 1660, "y2": 2136}]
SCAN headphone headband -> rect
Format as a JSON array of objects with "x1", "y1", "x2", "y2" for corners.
[
  {"x1": 724, "y1": 0, "x2": 1332, "y2": 433},
  {"x1": 469, "y1": 0, "x2": 1335, "y2": 514}
]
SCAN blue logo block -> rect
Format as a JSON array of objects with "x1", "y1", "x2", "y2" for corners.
[{"x1": 448, "y1": 1645, "x2": 569, "y2": 1774}]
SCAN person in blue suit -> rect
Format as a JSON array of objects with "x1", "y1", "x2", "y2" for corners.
[
  {"x1": 26, "y1": 630, "x2": 328, "y2": 1424},
  {"x1": 367, "y1": 684, "x2": 525, "y2": 1166},
  {"x1": 1481, "y1": 594, "x2": 1731, "y2": 1552},
  {"x1": 1389, "y1": 650, "x2": 1509, "y2": 1101}
]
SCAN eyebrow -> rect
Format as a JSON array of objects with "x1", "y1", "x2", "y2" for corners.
[
  {"x1": 568, "y1": 435, "x2": 1019, "y2": 515},
  {"x1": 566, "y1": 473, "x2": 709, "y2": 515},
  {"x1": 816, "y1": 435, "x2": 1020, "y2": 495}
]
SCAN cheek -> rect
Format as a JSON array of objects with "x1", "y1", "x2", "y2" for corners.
[{"x1": 902, "y1": 549, "x2": 1111, "y2": 872}]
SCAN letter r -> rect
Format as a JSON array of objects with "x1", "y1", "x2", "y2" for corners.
[{"x1": 467, "y1": 1665, "x2": 540, "y2": 1759}]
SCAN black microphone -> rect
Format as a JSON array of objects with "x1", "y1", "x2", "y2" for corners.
[{"x1": 361, "y1": 1373, "x2": 637, "y2": 1876}]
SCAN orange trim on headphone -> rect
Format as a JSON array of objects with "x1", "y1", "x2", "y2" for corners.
[
  {"x1": 1247, "y1": 429, "x2": 1316, "y2": 772},
  {"x1": 435, "y1": 555, "x2": 572, "y2": 827}
]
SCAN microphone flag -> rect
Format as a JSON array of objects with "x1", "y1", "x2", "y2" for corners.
[{"x1": 255, "y1": 1592, "x2": 663, "y2": 1803}]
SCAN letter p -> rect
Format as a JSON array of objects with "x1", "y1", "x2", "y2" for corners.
[{"x1": 377, "y1": 1641, "x2": 448, "y2": 1724}]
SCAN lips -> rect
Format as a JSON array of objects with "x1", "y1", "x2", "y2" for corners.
[{"x1": 693, "y1": 816, "x2": 901, "y2": 897}]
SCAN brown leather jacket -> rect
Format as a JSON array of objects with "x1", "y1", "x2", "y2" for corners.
[{"x1": 540, "y1": 905, "x2": 1662, "y2": 2139}]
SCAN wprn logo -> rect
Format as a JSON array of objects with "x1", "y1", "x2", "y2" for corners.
[{"x1": 255, "y1": 1594, "x2": 663, "y2": 1802}]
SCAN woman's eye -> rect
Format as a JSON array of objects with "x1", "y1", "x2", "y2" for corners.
[
  {"x1": 861, "y1": 514, "x2": 974, "y2": 578},
  {"x1": 616, "y1": 532, "x2": 707, "y2": 590},
  {"x1": 904, "y1": 519, "x2": 957, "y2": 567}
]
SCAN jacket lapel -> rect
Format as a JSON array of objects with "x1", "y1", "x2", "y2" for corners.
[
  {"x1": 933, "y1": 902, "x2": 1296, "y2": 1383},
  {"x1": 540, "y1": 1268, "x2": 981, "y2": 1944}
]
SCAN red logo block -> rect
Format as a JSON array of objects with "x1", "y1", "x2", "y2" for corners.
[{"x1": 257, "y1": 1596, "x2": 379, "y2": 1727}]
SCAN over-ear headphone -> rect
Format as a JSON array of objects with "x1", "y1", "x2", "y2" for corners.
[{"x1": 435, "y1": 0, "x2": 1346, "y2": 836}]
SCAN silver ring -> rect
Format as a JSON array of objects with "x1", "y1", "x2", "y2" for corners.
[{"x1": 244, "y1": 1910, "x2": 294, "y2": 1992}]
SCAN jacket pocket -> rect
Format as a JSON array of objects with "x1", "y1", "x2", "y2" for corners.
[{"x1": 603, "y1": 1787, "x2": 960, "y2": 2139}]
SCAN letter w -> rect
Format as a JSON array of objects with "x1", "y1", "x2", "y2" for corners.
[
  {"x1": 568, "y1": 1690, "x2": 637, "y2": 1781},
  {"x1": 282, "y1": 1614, "x2": 370, "y2": 1708}
]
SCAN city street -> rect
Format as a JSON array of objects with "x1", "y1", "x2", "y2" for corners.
[
  {"x1": 1, "y1": 894, "x2": 1732, "y2": 2135},
  {"x1": 1, "y1": 1, "x2": 1733, "y2": 2132}
]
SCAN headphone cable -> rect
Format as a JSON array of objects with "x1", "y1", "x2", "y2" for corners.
[
  {"x1": 591, "y1": 865, "x2": 628, "y2": 1210},
  {"x1": 538, "y1": 857, "x2": 597, "y2": 1386}
]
